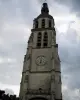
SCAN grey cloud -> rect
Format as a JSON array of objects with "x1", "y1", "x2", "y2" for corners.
[
  {"x1": 17, "y1": 0, "x2": 41, "y2": 26},
  {"x1": 57, "y1": 24, "x2": 80, "y2": 90},
  {"x1": 62, "y1": 87, "x2": 80, "y2": 100},
  {"x1": 62, "y1": 63, "x2": 80, "y2": 89},
  {"x1": 56, "y1": 0, "x2": 80, "y2": 17},
  {"x1": 0, "y1": 0, "x2": 29, "y2": 85},
  {"x1": 5, "y1": 88, "x2": 14, "y2": 95},
  {"x1": 0, "y1": 62, "x2": 22, "y2": 85}
]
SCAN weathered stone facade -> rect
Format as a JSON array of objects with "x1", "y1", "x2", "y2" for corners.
[{"x1": 19, "y1": 2, "x2": 62, "y2": 100}]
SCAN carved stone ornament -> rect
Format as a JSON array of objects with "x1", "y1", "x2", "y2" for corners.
[
  {"x1": 51, "y1": 52, "x2": 54, "y2": 59},
  {"x1": 24, "y1": 75, "x2": 28, "y2": 82},
  {"x1": 52, "y1": 39, "x2": 54, "y2": 45},
  {"x1": 51, "y1": 91, "x2": 55, "y2": 94},
  {"x1": 27, "y1": 54, "x2": 30, "y2": 60},
  {"x1": 28, "y1": 33, "x2": 33, "y2": 43},
  {"x1": 24, "y1": 55, "x2": 27, "y2": 62},
  {"x1": 59, "y1": 76, "x2": 61, "y2": 83},
  {"x1": 51, "y1": 75, "x2": 55, "y2": 81}
]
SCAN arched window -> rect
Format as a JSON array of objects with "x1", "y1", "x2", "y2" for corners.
[
  {"x1": 37, "y1": 32, "x2": 42, "y2": 48},
  {"x1": 43, "y1": 32, "x2": 48, "y2": 48},
  {"x1": 49, "y1": 20, "x2": 51, "y2": 27},
  {"x1": 35, "y1": 21, "x2": 38, "y2": 28},
  {"x1": 42, "y1": 19, "x2": 45, "y2": 28}
]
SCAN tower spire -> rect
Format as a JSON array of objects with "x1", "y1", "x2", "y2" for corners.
[{"x1": 41, "y1": 0, "x2": 49, "y2": 14}]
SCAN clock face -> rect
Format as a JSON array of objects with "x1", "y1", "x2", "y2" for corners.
[{"x1": 36, "y1": 56, "x2": 47, "y2": 66}]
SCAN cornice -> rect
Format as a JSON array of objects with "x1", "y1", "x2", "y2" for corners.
[{"x1": 31, "y1": 27, "x2": 55, "y2": 32}]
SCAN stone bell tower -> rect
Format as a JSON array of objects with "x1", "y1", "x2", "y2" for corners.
[{"x1": 19, "y1": 2, "x2": 62, "y2": 100}]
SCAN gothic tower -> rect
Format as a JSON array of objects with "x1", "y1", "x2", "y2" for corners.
[{"x1": 19, "y1": 2, "x2": 62, "y2": 100}]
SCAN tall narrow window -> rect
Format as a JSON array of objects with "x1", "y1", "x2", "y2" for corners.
[
  {"x1": 43, "y1": 32, "x2": 48, "y2": 48},
  {"x1": 37, "y1": 32, "x2": 42, "y2": 48},
  {"x1": 42, "y1": 19, "x2": 45, "y2": 28},
  {"x1": 35, "y1": 21, "x2": 38, "y2": 28},
  {"x1": 49, "y1": 20, "x2": 51, "y2": 27}
]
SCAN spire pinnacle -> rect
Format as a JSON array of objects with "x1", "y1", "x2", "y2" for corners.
[{"x1": 41, "y1": 0, "x2": 49, "y2": 14}]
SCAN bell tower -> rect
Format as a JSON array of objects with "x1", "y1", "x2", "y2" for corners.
[{"x1": 19, "y1": 2, "x2": 62, "y2": 100}]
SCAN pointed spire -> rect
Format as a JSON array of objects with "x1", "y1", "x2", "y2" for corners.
[{"x1": 41, "y1": 1, "x2": 49, "y2": 14}]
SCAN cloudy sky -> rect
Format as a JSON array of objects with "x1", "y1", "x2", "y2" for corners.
[{"x1": 0, "y1": 0, "x2": 80, "y2": 99}]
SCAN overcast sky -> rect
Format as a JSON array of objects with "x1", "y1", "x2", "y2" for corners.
[{"x1": 0, "y1": 0, "x2": 80, "y2": 99}]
